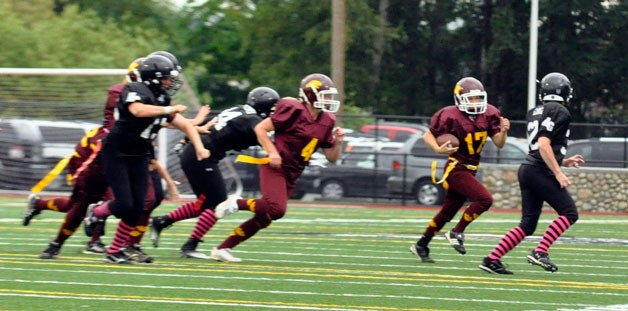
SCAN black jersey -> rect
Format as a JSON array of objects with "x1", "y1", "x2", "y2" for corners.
[
  {"x1": 109, "y1": 82, "x2": 173, "y2": 156},
  {"x1": 523, "y1": 101, "x2": 571, "y2": 168},
  {"x1": 201, "y1": 105, "x2": 263, "y2": 160}
]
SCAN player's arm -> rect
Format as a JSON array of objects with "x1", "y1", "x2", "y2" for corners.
[
  {"x1": 128, "y1": 102, "x2": 187, "y2": 118},
  {"x1": 254, "y1": 118, "x2": 281, "y2": 169},
  {"x1": 423, "y1": 130, "x2": 457, "y2": 154},
  {"x1": 322, "y1": 127, "x2": 345, "y2": 164},
  {"x1": 170, "y1": 114, "x2": 211, "y2": 161},
  {"x1": 538, "y1": 136, "x2": 570, "y2": 188},
  {"x1": 150, "y1": 159, "x2": 180, "y2": 199},
  {"x1": 491, "y1": 117, "x2": 510, "y2": 148}
]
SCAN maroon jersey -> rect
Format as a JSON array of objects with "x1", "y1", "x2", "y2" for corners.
[
  {"x1": 429, "y1": 104, "x2": 502, "y2": 166},
  {"x1": 271, "y1": 98, "x2": 336, "y2": 173},
  {"x1": 103, "y1": 83, "x2": 124, "y2": 130}
]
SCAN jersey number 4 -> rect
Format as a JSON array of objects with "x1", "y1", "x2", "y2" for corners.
[{"x1": 301, "y1": 138, "x2": 319, "y2": 161}]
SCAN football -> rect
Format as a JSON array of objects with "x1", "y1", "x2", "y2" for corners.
[{"x1": 436, "y1": 133, "x2": 460, "y2": 148}]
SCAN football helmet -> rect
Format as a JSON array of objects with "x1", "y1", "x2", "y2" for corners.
[
  {"x1": 125, "y1": 57, "x2": 144, "y2": 83},
  {"x1": 138, "y1": 55, "x2": 180, "y2": 95},
  {"x1": 453, "y1": 77, "x2": 487, "y2": 115},
  {"x1": 148, "y1": 51, "x2": 183, "y2": 94},
  {"x1": 298, "y1": 73, "x2": 340, "y2": 113},
  {"x1": 246, "y1": 86, "x2": 280, "y2": 118},
  {"x1": 539, "y1": 72, "x2": 572, "y2": 103}
]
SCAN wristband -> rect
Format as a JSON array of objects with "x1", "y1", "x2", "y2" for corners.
[{"x1": 163, "y1": 106, "x2": 173, "y2": 115}]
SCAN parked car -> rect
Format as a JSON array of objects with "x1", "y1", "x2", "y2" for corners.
[
  {"x1": 360, "y1": 122, "x2": 429, "y2": 142},
  {"x1": 386, "y1": 132, "x2": 528, "y2": 205},
  {"x1": 0, "y1": 118, "x2": 100, "y2": 191},
  {"x1": 566, "y1": 137, "x2": 628, "y2": 168},
  {"x1": 294, "y1": 142, "x2": 404, "y2": 200}
]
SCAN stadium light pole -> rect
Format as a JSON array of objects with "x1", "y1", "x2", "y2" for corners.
[
  {"x1": 527, "y1": 0, "x2": 539, "y2": 111},
  {"x1": 331, "y1": 0, "x2": 346, "y2": 112}
]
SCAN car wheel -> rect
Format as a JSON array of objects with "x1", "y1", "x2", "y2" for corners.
[
  {"x1": 413, "y1": 179, "x2": 444, "y2": 205},
  {"x1": 320, "y1": 180, "x2": 345, "y2": 200}
]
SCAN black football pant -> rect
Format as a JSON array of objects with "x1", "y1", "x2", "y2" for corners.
[{"x1": 517, "y1": 164, "x2": 578, "y2": 235}]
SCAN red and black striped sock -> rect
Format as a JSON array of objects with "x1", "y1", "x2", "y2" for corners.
[
  {"x1": 167, "y1": 199, "x2": 203, "y2": 222},
  {"x1": 190, "y1": 209, "x2": 217, "y2": 240},
  {"x1": 107, "y1": 220, "x2": 134, "y2": 254},
  {"x1": 535, "y1": 216, "x2": 572, "y2": 253},
  {"x1": 488, "y1": 226, "x2": 526, "y2": 260},
  {"x1": 128, "y1": 212, "x2": 151, "y2": 245}
]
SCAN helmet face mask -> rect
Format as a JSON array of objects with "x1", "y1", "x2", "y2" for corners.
[
  {"x1": 454, "y1": 77, "x2": 487, "y2": 115},
  {"x1": 299, "y1": 73, "x2": 341, "y2": 113}
]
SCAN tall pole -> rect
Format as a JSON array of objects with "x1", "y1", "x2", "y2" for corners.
[
  {"x1": 527, "y1": 0, "x2": 539, "y2": 111},
  {"x1": 331, "y1": 0, "x2": 346, "y2": 111}
]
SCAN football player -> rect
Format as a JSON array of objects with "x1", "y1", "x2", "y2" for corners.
[
  {"x1": 26, "y1": 58, "x2": 143, "y2": 259},
  {"x1": 480, "y1": 72, "x2": 584, "y2": 274},
  {"x1": 410, "y1": 77, "x2": 510, "y2": 263},
  {"x1": 84, "y1": 54, "x2": 210, "y2": 264},
  {"x1": 209, "y1": 73, "x2": 345, "y2": 262},
  {"x1": 149, "y1": 86, "x2": 281, "y2": 259}
]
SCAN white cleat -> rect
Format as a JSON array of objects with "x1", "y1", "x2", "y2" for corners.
[
  {"x1": 214, "y1": 194, "x2": 241, "y2": 219},
  {"x1": 210, "y1": 247, "x2": 242, "y2": 263}
]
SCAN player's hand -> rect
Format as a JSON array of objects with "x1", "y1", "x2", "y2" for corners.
[
  {"x1": 268, "y1": 151, "x2": 282, "y2": 169},
  {"x1": 197, "y1": 105, "x2": 211, "y2": 119},
  {"x1": 555, "y1": 171, "x2": 571, "y2": 188},
  {"x1": 196, "y1": 147, "x2": 210, "y2": 160},
  {"x1": 333, "y1": 127, "x2": 345, "y2": 145},
  {"x1": 563, "y1": 154, "x2": 585, "y2": 168},
  {"x1": 500, "y1": 117, "x2": 510, "y2": 133},
  {"x1": 172, "y1": 104, "x2": 188, "y2": 114},
  {"x1": 435, "y1": 143, "x2": 458, "y2": 155}
]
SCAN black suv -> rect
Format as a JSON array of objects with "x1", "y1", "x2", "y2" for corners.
[{"x1": 0, "y1": 118, "x2": 100, "y2": 191}]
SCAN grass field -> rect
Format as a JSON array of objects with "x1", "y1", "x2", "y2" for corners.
[{"x1": 0, "y1": 195, "x2": 626, "y2": 311}]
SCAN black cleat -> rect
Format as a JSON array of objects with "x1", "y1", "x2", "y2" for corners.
[
  {"x1": 479, "y1": 257, "x2": 513, "y2": 274},
  {"x1": 527, "y1": 250, "x2": 558, "y2": 272},
  {"x1": 83, "y1": 240, "x2": 107, "y2": 254},
  {"x1": 23, "y1": 194, "x2": 41, "y2": 226},
  {"x1": 409, "y1": 244, "x2": 435, "y2": 263},
  {"x1": 84, "y1": 202, "x2": 104, "y2": 237},
  {"x1": 150, "y1": 215, "x2": 173, "y2": 248},
  {"x1": 445, "y1": 230, "x2": 466, "y2": 255},
  {"x1": 104, "y1": 251, "x2": 134, "y2": 264},
  {"x1": 40, "y1": 242, "x2": 61, "y2": 259},
  {"x1": 125, "y1": 244, "x2": 154, "y2": 263},
  {"x1": 180, "y1": 238, "x2": 210, "y2": 259}
]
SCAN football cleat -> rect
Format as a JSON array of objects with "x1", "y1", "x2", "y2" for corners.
[
  {"x1": 214, "y1": 194, "x2": 241, "y2": 219},
  {"x1": 409, "y1": 244, "x2": 435, "y2": 263},
  {"x1": 445, "y1": 230, "x2": 466, "y2": 255},
  {"x1": 40, "y1": 242, "x2": 61, "y2": 259},
  {"x1": 527, "y1": 251, "x2": 558, "y2": 272},
  {"x1": 125, "y1": 244, "x2": 154, "y2": 263},
  {"x1": 104, "y1": 251, "x2": 134, "y2": 264},
  {"x1": 83, "y1": 240, "x2": 107, "y2": 254},
  {"x1": 23, "y1": 193, "x2": 41, "y2": 226},
  {"x1": 479, "y1": 257, "x2": 513, "y2": 274},
  {"x1": 83, "y1": 202, "x2": 104, "y2": 237},
  {"x1": 150, "y1": 215, "x2": 173, "y2": 248},
  {"x1": 210, "y1": 247, "x2": 242, "y2": 263},
  {"x1": 180, "y1": 238, "x2": 211, "y2": 259}
]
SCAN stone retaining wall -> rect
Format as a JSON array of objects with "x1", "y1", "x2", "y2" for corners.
[{"x1": 481, "y1": 164, "x2": 628, "y2": 213}]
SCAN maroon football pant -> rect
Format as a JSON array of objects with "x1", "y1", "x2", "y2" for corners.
[
  {"x1": 423, "y1": 166, "x2": 493, "y2": 238},
  {"x1": 218, "y1": 164, "x2": 299, "y2": 249}
]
